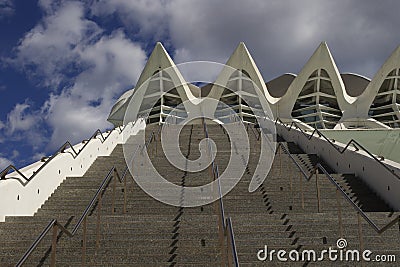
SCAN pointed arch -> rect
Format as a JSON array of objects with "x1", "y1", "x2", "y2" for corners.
[
  {"x1": 278, "y1": 42, "x2": 353, "y2": 129},
  {"x1": 368, "y1": 68, "x2": 400, "y2": 127},
  {"x1": 108, "y1": 42, "x2": 195, "y2": 126}
]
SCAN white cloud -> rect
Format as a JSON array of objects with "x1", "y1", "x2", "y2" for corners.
[
  {"x1": 31, "y1": 152, "x2": 46, "y2": 162},
  {"x1": 6, "y1": 102, "x2": 41, "y2": 134},
  {"x1": 8, "y1": 0, "x2": 400, "y2": 159},
  {"x1": 0, "y1": 156, "x2": 12, "y2": 169},
  {"x1": 2, "y1": 101, "x2": 46, "y2": 150},
  {"x1": 11, "y1": 149, "x2": 19, "y2": 159},
  {"x1": 10, "y1": 1, "x2": 102, "y2": 88},
  {"x1": 9, "y1": 1, "x2": 147, "y2": 151},
  {"x1": 91, "y1": 0, "x2": 168, "y2": 39},
  {"x1": 91, "y1": 0, "x2": 400, "y2": 80},
  {"x1": 0, "y1": 0, "x2": 14, "y2": 19}
]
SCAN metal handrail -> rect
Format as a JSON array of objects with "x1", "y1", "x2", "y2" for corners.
[
  {"x1": 0, "y1": 125, "x2": 128, "y2": 184},
  {"x1": 16, "y1": 123, "x2": 158, "y2": 266},
  {"x1": 226, "y1": 217, "x2": 239, "y2": 267},
  {"x1": 277, "y1": 141, "x2": 400, "y2": 235},
  {"x1": 202, "y1": 120, "x2": 239, "y2": 266},
  {"x1": 275, "y1": 118, "x2": 400, "y2": 180},
  {"x1": 16, "y1": 166, "x2": 117, "y2": 266}
]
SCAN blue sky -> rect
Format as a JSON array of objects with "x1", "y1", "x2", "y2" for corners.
[{"x1": 1, "y1": 0, "x2": 400, "y2": 169}]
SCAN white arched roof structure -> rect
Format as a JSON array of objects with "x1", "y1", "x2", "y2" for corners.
[
  {"x1": 108, "y1": 42, "x2": 197, "y2": 126},
  {"x1": 108, "y1": 41, "x2": 400, "y2": 129},
  {"x1": 351, "y1": 46, "x2": 400, "y2": 128},
  {"x1": 277, "y1": 42, "x2": 356, "y2": 129}
]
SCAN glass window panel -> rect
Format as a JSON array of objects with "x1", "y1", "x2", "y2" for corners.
[
  {"x1": 319, "y1": 96, "x2": 339, "y2": 110},
  {"x1": 242, "y1": 80, "x2": 256, "y2": 94},
  {"x1": 167, "y1": 88, "x2": 180, "y2": 96},
  {"x1": 371, "y1": 108, "x2": 394, "y2": 116},
  {"x1": 378, "y1": 79, "x2": 391, "y2": 94},
  {"x1": 299, "y1": 80, "x2": 317, "y2": 96},
  {"x1": 226, "y1": 80, "x2": 238, "y2": 92},
  {"x1": 292, "y1": 109, "x2": 317, "y2": 118},
  {"x1": 229, "y1": 70, "x2": 241, "y2": 79},
  {"x1": 388, "y1": 69, "x2": 397, "y2": 77},
  {"x1": 319, "y1": 80, "x2": 335, "y2": 95},
  {"x1": 303, "y1": 116, "x2": 318, "y2": 123},
  {"x1": 372, "y1": 94, "x2": 393, "y2": 107},
  {"x1": 163, "y1": 95, "x2": 182, "y2": 107},
  {"x1": 396, "y1": 90, "x2": 400, "y2": 103},
  {"x1": 163, "y1": 81, "x2": 175, "y2": 92},
  {"x1": 320, "y1": 69, "x2": 330, "y2": 78},
  {"x1": 377, "y1": 115, "x2": 397, "y2": 121},
  {"x1": 147, "y1": 79, "x2": 161, "y2": 95},
  {"x1": 221, "y1": 95, "x2": 239, "y2": 106},
  {"x1": 241, "y1": 69, "x2": 251, "y2": 78},
  {"x1": 309, "y1": 70, "x2": 318, "y2": 78},
  {"x1": 162, "y1": 71, "x2": 172, "y2": 80}
]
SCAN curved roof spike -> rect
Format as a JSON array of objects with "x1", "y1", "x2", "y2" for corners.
[
  {"x1": 277, "y1": 41, "x2": 355, "y2": 120},
  {"x1": 107, "y1": 42, "x2": 196, "y2": 126},
  {"x1": 353, "y1": 45, "x2": 400, "y2": 119},
  {"x1": 210, "y1": 42, "x2": 280, "y2": 105}
]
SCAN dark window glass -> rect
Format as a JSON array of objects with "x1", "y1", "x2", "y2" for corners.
[
  {"x1": 320, "y1": 69, "x2": 330, "y2": 78},
  {"x1": 319, "y1": 80, "x2": 335, "y2": 95},
  {"x1": 319, "y1": 96, "x2": 340, "y2": 110},
  {"x1": 299, "y1": 80, "x2": 317, "y2": 96},
  {"x1": 373, "y1": 94, "x2": 393, "y2": 107},
  {"x1": 388, "y1": 69, "x2": 397, "y2": 77},
  {"x1": 371, "y1": 108, "x2": 394, "y2": 116},
  {"x1": 241, "y1": 69, "x2": 251, "y2": 78},
  {"x1": 309, "y1": 70, "x2": 318, "y2": 78}
]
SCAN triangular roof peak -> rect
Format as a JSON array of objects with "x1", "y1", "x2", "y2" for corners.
[
  {"x1": 277, "y1": 41, "x2": 355, "y2": 118},
  {"x1": 353, "y1": 44, "x2": 400, "y2": 118},
  {"x1": 222, "y1": 42, "x2": 278, "y2": 103},
  {"x1": 134, "y1": 42, "x2": 176, "y2": 90}
]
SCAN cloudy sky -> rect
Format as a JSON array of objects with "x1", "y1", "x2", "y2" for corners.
[{"x1": 1, "y1": 0, "x2": 400, "y2": 169}]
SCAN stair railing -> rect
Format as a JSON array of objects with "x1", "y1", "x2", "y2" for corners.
[
  {"x1": 273, "y1": 119, "x2": 400, "y2": 224},
  {"x1": 0, "y1": 123, "x2": 134, "y2": 185},
  {"x1": 252, "y1": 122, "x2": 399, "y2": 252},
  {"x1": 16, "y1": 125, "x2": 158, "y2": 267},
  {"x1": 274, "y1": 118, "x2": 400, "y2": 181},
  {"x1": 202, "y1": 120, "x2": 239, "y2": 267}
]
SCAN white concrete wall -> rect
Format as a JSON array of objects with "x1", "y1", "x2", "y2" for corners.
[
  {"x1": 277, "y1": 123, "x2": 400, "y2": 211},
  {"x1": 0, "y1": 119, "x2": 145, "y2": 222}
]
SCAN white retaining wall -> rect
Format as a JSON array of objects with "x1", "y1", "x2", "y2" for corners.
[
  {"x1": 277, "y1": 124, "x2": 400, "y2": 211},
  {"x1": 0, "y1": 119, "x2": 145, "y2": 221}
]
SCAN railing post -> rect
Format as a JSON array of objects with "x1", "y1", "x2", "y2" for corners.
[
  {"x1": 50, "y1": 223, "x2": 58, "y2": 267},
  {"x1": 82, "y1": 216, "x2": 87, "y2": 266},
  {"x1": 219, "y1": 216, "x2": 226, "y2": 267},
  {"x1": 155, "y1": 133, "x2": 158, "y2": 156},
  {"x1": 123, "y1": 173, "x2": 127, "y2": 214},
  {"x1": 112, "y1": 173, "x2": 117, "y2": 214},
  {"x1": 289, "y1": 167, "x2": 293, "y2": 206},
  {"x1": 335, "y1": 188, "x2": 343, "y2": 238},
  {"x1": 226, "y1": 226, "x2": 233, "y2": 267},
  {"x1": 315, "y1": 169, "x2": 321, "y2": 212},
  {"x1": 357, "y1": 212, "x2": 364, "y2": 252},
  {"x1": 96, "y1": 191, "x2": 102, "y2": 249},
  {"x1": 299, "y1": 172, "x2": 304, "y2": 210},
  {"x1": 278, "y1": 145, "x2": 282, "y2": 176}
]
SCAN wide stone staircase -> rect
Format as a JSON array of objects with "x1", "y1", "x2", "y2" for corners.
[
  {"x1": 0, "y1": 122, "x2": 399, "y2": 266},
  {"x1": 219, "y1": 124, "x2": 400, "y2": 266}
]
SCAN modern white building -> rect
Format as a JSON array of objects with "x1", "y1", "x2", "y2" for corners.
[{"x1": 108, "y1": 42, "x2": 400, "y2": 132}]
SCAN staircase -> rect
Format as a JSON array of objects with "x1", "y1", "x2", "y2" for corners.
[
  {"x1": 0, "y1": 122, "x2": 399, "y2": 266},
  {"x1": 0, "y1": 124, "x2": 222, "y2": 266},
  {"x1": 220, "y1": 124, "x2": 399, "y2": 266}
]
